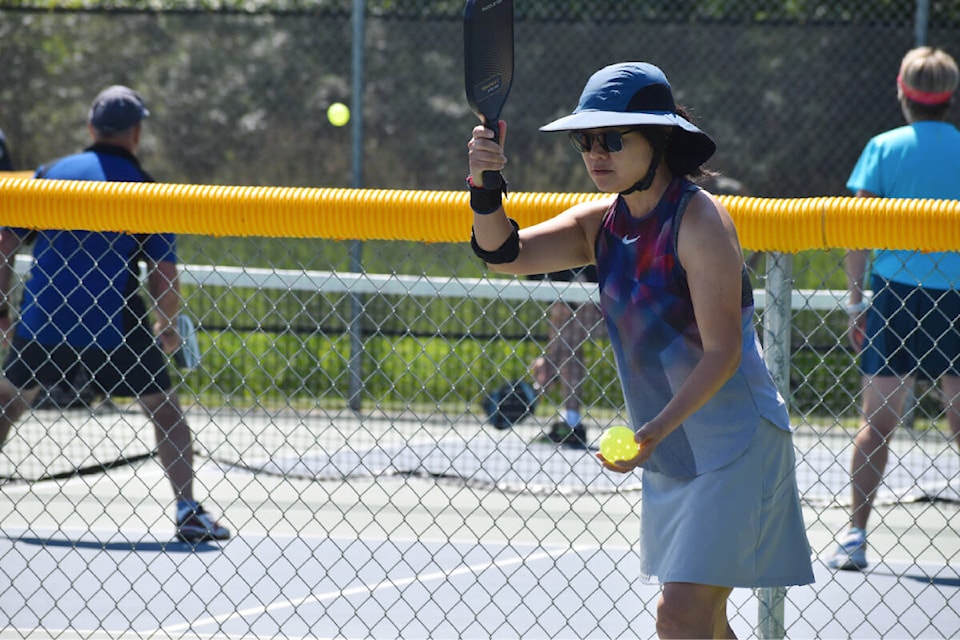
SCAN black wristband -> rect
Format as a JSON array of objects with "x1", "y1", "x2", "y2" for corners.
[
  {"x1": 0, "y1": 307, "x2": 9, "y2": 319},
  {"x1": 471, "y1": 218, "x2": 520, "y2": 264},
  {"x1": 467, "y1": 174, "x2": 509, "y2": 215}
]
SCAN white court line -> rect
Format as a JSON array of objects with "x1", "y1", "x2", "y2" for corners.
[{"x1": 162, "y1": 542, "x2": 581, "y2": 633}]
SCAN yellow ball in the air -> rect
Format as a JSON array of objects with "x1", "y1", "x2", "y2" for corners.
[{"x1": 327, "y1": 102, "x2": 350, "y2": 127}]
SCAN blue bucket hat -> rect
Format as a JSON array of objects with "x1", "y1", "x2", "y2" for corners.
[
  {"x1": 88, "y1": 85, "x2": 149, "y2": 134},
  {"x1": 540, "y1": 62, "x2": 715, "y2": 173}
]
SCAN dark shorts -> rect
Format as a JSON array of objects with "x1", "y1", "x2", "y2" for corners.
[
  {"x1": 861, "y1": 275, "x2": 960, "y2": 379},
  {"x1": 3, "y1": 323, "x2": 172, "y2": 397}
]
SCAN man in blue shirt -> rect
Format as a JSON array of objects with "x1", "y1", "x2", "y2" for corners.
[
  {"x1": 0, "y1": 86, "x2": 229, "y2": 543},
  {"x1": 829, "y1": 47, "x2": 960, "y2": 570}
]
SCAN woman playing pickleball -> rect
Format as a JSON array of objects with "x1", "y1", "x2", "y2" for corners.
[{"x1": 466, "y1": 62, "x2": 813, "y2": 639}]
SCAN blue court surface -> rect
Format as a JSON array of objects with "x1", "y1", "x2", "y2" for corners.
[
  {"x1": 2, "y1": 521, "x2": 959, "y2": 639},
  {"x1": 1, "y1": 408, "x2": 959, "y2": 638}
]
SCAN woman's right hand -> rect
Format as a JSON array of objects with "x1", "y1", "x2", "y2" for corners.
[{"x1": 467, "y1": 120, "x2": 507, "y2": 185}]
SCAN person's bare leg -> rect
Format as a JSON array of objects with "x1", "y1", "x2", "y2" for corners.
[
  {"x1": 530, "y1": 356, "x2": 554, "y2": 391},
  {"x1": 559, "y1": 305, "x2": 588, "y2": 413},
  {"x1": 139, "y1": 389, "x2": 194, "y2": 503},
  {"x1": 850, "y1": 374, "x2": 911, "y2": 530},
  {"x1": 562, "y1": 302, "x2": 602, "y2": 420},
  {"x1": 532, "y1": 301, "x2": 572, "y2": 391},
  {"x1": 656, "y1": 582, "x2": 735, "y2": 639}
]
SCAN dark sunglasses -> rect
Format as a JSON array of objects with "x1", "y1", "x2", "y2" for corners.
[{"x1": 568, "y1": 129, "x2": 637, "y2": 153}]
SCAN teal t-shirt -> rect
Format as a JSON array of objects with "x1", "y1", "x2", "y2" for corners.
[{"x1": 846, "y1": 121, "x2": 960, "y2": 290}]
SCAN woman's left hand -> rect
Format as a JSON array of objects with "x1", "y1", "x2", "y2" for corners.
[{"x1": 596, "y1": 420, "x2": 667, "y2": 473}]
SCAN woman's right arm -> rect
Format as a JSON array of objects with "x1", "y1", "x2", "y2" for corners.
[{"x1": 467, "y1": 121, "x2": 608, "y2": 276}]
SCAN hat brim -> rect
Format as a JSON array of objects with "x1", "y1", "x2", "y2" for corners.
[
  {"x1": 540, "y1": 109, "x2": 716, "y2": 170},
  {"x1": 540, "y1": 109, "x2": 695, "y2": 133}
]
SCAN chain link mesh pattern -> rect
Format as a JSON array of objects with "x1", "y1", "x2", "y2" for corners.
[{"x1": 1, "y1": 2, "x2": 960, "y2": 638}]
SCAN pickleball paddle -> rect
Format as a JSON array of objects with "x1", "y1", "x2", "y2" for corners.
[{"x1": 463, "y1": 0, "x2": 514, "y2": 190}]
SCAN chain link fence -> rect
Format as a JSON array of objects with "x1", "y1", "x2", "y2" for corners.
[{"x1": 1, "y1": 1, "x2": 960, "y2": 638}]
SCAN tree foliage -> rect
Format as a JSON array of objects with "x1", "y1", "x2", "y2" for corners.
[{"x1": 1, "y1": 0, "x2": 955, "y2": 24}]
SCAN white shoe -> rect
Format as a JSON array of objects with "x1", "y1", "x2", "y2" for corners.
[{"x1": 827, "y1": 527, "x2": 867, "y2": 570}]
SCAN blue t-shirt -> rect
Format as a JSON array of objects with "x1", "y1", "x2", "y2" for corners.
[
  {"x1": 846, "y1": 121, "x2": 960, "y2": 290},
  {"x1": 9, "y1": 145, "x2": 176, "y2": 348}
]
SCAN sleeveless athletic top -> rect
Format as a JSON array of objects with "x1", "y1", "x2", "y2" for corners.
[{"x1": 595, "y1": 177, "x2": 790, "y2": 478}]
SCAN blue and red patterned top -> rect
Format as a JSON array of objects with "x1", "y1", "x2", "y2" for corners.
[{"x1": 596, "y1": 177, "x2": 790, "y2": 478}]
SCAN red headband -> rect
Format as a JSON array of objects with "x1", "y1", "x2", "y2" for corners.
[{"x1": 898, "y1": 73, "x2": 954, "y2": 105}]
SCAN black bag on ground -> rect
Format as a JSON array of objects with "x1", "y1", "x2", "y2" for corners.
[{"x1": 482, "y1": 380, "x2": 538, "y2": 430}]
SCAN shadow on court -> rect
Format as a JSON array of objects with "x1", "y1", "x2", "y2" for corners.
[
  {"x1": 3, "y1": 533, "x2": 221, "y2": 553},
  {"x1": 869, "y1": 563, "x2": 960, "y2": 588}
]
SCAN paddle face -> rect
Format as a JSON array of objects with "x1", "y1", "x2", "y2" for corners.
[{"x1": 464, "y1": 0, "x2": 514, "y2": 189}]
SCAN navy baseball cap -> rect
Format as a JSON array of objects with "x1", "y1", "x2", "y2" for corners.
[
  {"x1": 88, "y1": 85, "x2": 149, "y2": 133},
  {"x1": 540, "y1": 62, "x2": 715, "y2": 172}
]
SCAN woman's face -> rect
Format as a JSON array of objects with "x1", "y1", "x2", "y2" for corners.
[{"x1": 571, "y1": 128, "x2": 656, "y2": 193}]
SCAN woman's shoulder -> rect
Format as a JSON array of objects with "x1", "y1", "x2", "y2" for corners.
[
  {"x1": 568, "y1": 194, "x2": 617, "y2": 236},
  {"x1": 679, "y1": 187, "x2": 740, "y2": 250},
  {"x1": 567, "y1": 194, "x2": 617, "y2": 217}
]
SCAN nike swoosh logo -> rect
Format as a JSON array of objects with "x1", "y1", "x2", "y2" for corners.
[{"x1": 622, "y1": 235, "x2": 641, "y2": 245}]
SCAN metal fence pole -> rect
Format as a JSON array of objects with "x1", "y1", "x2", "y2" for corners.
[
  {"x1": 347, "y1": 0, "x2": 366, "y2": 410},
  {"x1": 758, "y1": 250, "x2": 793, "y2": 640},
  {"x1": 915, "y1": 0, "x2": 930, "y2": 47}
]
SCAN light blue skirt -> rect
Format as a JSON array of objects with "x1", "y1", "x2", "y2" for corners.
[{"x1": 640, "y1": 420, "x2": 815, "y2": 588}]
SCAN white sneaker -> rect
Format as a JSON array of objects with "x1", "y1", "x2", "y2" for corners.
[{"x1": 827, "y1": 527, "x2": 867, "y2": 570}]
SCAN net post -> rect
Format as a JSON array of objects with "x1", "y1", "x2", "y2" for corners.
[
  {"x1": 758, "y1": 250, "x2": 792, "y2": 640},
  {"x1": 757, "y1": 585, "x2": 786, "y2": 639},
  {"x1": 915, "y1": 0, "x2": 930, "y2": 47}
]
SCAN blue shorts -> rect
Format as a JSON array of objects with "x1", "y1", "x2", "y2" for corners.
[{"x1": 861, "y1": 276, "x2": 960, "y2": 379}]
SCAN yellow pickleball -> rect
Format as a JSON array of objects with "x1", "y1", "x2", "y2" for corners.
[
  {"x1": 327, "y1": 102, "x2": 351, "y2": 127},
  {"x1": 599, "y1": 426, "x2": 639, "y2": 462}
]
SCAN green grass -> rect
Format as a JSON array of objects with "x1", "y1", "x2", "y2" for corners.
[
  {"x1": 180, "y1": 321, "x2": 960, "y2": 431},
  {"x1": 178, "y1": 329, "x2": 624, "y2": 413}
]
